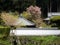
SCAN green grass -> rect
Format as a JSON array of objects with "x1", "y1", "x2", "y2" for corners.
[
  {"x1": 0, "y1": 25, "x2": 11, "y2": 45},
  {"x1": 1, "y1": 36, "x2": 60, "y2": 45},
  {"x1": 0, "y1": 39, "x2": 11, "y2": 45},
  {"x1": 19, "y1": 36, "x2": 58, "y2": 41},
  {"x1": 19, "y1": 36, "x2": 60, "y2": 45}
]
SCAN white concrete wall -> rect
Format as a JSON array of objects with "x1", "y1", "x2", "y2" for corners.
[
  {"x1": 48, "y1": 12, "x2": 60, "y2": 17},
  {"x1": 10, "y1": 29, "x2": 60, "y2": 36}
]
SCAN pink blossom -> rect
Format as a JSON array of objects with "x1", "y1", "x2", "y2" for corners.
[{"x1": 27, "y1": 5, "x2": 41, "y2": 15}]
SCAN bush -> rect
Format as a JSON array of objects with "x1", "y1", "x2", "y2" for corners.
[
  {"x1": 0, "y1": 26, "x2": 10, "y2": 39},
  {"x1": 1, "y1": 12, "x2": 18, "y2": 26},
  {"x1": 21, "y1": 11, "x2": 32, "y2": 20},
  {"x1": 50, "y1": 16, "x2": 60, "y2": 29},
  {"x1": 50, "y1": 16, "x2": 60, "y2": 21},
  {"x1": 0, "y1": 16, "x2": 5, "y2": 26}
]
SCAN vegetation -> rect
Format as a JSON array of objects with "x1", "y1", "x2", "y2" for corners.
[
  {"x1": 0, "y1": 39, "x2": 11, "y2": 45},
  {"x1": 1, "y1": 12, "x2": 18, "y2": 26},
  {"x1": 17, "y1": 36, "x2": 60, "y2": 45},
  {"x1": 0, "y1": 0, "x2": 36, "y2": 13},
  {"x1": 50, "y1": 16, "x2": 60, "y2": 21},
  {"x1": 0, "y1": 25, "x2": 11, "y2": 45},
  {"x1": 50, "y1": 16, "x2": 60, "y2": 29},
  {"x1": 0, "y1": 0, "x2": 60, "y2": 45},
  {"x1": 21, "y1": 11, "x2": 32, "y2": 20},
  {"x1": 26, "y1": 5, "x2": 45, "y2": 27},
  {"x1": 0, "y1": 26, "x2": 10, "y2": 38}
]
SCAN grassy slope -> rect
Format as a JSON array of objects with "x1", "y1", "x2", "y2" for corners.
[{"x1": 19, "y1": 36, "x2": 60, "y2": 45}]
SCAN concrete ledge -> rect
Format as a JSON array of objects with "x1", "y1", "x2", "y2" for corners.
[{"x1": 10, "y1": 29, "x2": 60, "y2": 36}]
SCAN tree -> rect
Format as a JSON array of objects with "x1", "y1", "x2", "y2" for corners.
[
  {"x1": 36, "y1": 0, "x2": 49, "y2": 18},
  {"x1": 0, "y1": 0, "x2": 36, "y2": 13}
]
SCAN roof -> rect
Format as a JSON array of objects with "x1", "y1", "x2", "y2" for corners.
[{"x1": 14, "y1": 17, "x2": 35, "y2": 26}]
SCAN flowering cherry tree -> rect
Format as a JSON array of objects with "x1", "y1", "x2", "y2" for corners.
[
  {"x1": 27, "y1": 5, "x2": 43, "y2": 27},
  {"x1": 27, "y1": 5, "x2": 41, "y2": 20},
  {"x1": 27, "y1": 5, "x2": 44, "y2": 27}
]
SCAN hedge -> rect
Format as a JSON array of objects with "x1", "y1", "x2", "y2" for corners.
[
  {"x1": 50, "y1": 16, "x2": 60, "y2": 29},
  {"x1": 50, "y1": 16, "x2": 60, "y2": 21},
  {"x1": 0, "y1": 26, "x2": 10, "y2": 39}
]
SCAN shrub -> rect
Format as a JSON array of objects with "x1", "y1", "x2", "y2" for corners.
[
  {"x1": 0, "y1": 15, "x2": 5, "y2": 25},
  {"x1": 50, "y1": 16, "x2": 60, "y2": 29},
  {"x1": 1, "y1": 12, "x2": 18, "y2": 26},
  {"x1": 50, "y1": 16, "x2": 60, "y2": 21},
  {"x1": 21, "y1": 11, "x2": 32, "y2": 20},
  {"x1": 9, "y1": 11, "x2": 19, "y2": 17},
  {"x1": 0, "y1": 26, "x2": 10, "y2": 39}
]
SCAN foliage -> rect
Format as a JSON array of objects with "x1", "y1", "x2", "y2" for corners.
[
  {"x1": 50, "y1": 16, "x2": 60, "y2": 28},
  {"x1": 0, "y1": 14, "x2": 5, "y2": 25},
  {"x1": 1, "y1": 12, "x2": 18, "y2": 26},
  {"x1": 50, "y1": 16, "x2": 60, "y2": 21},
  {"x1": 36, "y1": 0, "x2": 49, "y2": 18},
  {"x1": 21, "y1": 11, "x2": 32, "y2": 20},
  {"x1": 0, "y1": 39, "x2": 11, "y2": 45},
  {"x1": 9, "y1": 11, "x2": 19, "y2": 17},
  {"x1": 27, "y1": 5, "x2": 41, "y2": 15},
  {"x1": 0, "y1": 26, "x2": 10, "y2": 39},
  {"x1": 26, "y1": 5, "x2": 43, "y2": 27},
  {"x1": 19, "y1": 36, "x2": 60, "y2": 45},
  {"x1": 27, "y1": 5, "x2": 41, "y2": 19},
  {"x1": 1, "y1": 12, "x2": 29, "y2": 28},
  {"x1": 26, "y1": 5, "x2": 49, "y2": 28},
  {"x1": 0, "y1": 0, "x2": 36, "y2": 12}
]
